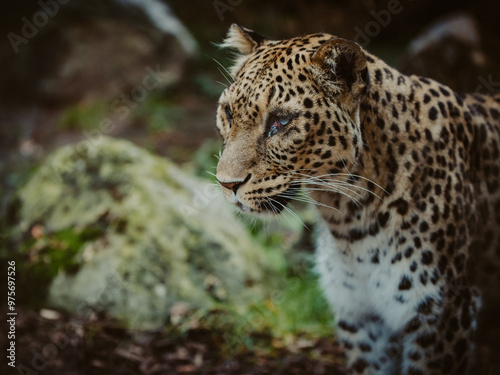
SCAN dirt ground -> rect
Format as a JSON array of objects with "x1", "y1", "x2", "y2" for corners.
[{"x1": 2, "y1": 308, "x2": 345, "y2": 375}]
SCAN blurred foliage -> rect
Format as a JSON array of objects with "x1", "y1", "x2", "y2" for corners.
[
  {"x1": 192, "y1": 138, "x2": 221, "y2": 179},
  {"x1": 57, "y1": 94, "x2": 187, "y2": 133},
  {"x1": 193, "y1": 72, "x2": 227, "y2": 100},
  {"x1": 132, "y1": 94, "x2": 186, "y2": 132},
  {"x1": 58, "y1": 101, "x2": 111, "y2": 131},
  {"x1": 170, "y1": 248, "x2": 333, "y2": 356}
]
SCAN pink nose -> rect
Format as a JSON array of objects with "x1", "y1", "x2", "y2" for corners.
[
  {"x1": 217, "y1": 174, "x2": 251, "y2": 193},
  {"x1": 218, "y1": 179, "x2": 244, "y2": 192}
]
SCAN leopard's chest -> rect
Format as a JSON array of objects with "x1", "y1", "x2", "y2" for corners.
[{"x1": 315, "y1": 220, "x2": 438, "y2": 332}]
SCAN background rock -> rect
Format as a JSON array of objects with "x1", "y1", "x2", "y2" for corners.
[
  {"x1": 1, "y1": 0, "x2": 196, "y2": 106},
  {"x1": 15, "y1": 137, "x2": 276, "y2": 329},
  {"x1": 397, "y1": 14, "x2": 494, "y2": 94}
]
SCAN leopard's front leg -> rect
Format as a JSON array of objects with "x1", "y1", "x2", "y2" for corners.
[
  {"x1": 337, "y1": 283, "x2": 479, "y2": 375},
  {"x1": 398, "y1": 284, "x2": 479, "y2": 375},
  {"x1": 335, "y1": 313, "x2": 402, "y2": 374}
]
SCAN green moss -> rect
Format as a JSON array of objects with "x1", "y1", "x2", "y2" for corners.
[{"x1": 16, "y1": 226, "x2": 105, "y2": 307}]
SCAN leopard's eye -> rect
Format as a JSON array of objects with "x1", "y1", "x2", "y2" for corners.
[
  {"x1": 224, "y1": 106, "x2": 233, "y2": 127},
  {"x1": 278, "y1": 116, "x2": 291, "y2": 126},
  {"x1": 268, "y1": 115, "x2": 292, "y2": 137}
]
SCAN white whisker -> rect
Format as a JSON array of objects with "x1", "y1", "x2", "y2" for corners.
[
  {"x1": 215, "y1": 80, "x2": 229, "y2": 89},
  {"x1": 278, "y1": 189, "x2": 343, "y2": 215},
  {"x1": 264, "y1": 193, "x2": 308, "y2": 230},
  {"x1": 289, "y1": 170, "x2": 388, "y2": 197},
  {"x1": 287, "y1": 171, "x2": 386, "y2": 201},
  {"x1": 212, "y1": 58, "x2": 233, "y2": 85},
  {"x1": 288, "y1": 177, "x2": 363, "y2": 206}
]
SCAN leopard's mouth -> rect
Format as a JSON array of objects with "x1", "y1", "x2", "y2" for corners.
[{"x1": 239, "y1": 186, "x2": 298, "y2": 216}]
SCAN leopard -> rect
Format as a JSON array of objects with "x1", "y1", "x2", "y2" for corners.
[{"x1": 214, "y1": 24, "x2": 500, "y2": 374}]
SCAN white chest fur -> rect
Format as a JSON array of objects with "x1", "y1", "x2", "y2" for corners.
[{"x1": 315, "y1": 220, "x2": 436, "y2": 334}]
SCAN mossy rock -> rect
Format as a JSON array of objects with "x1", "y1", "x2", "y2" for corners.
[{"x1": 15, "y1": 136, "x2": 276, "y2": 329}]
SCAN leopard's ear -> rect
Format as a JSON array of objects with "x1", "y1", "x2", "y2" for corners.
[
  {"x1": 311, "y1": 38, "x2": 370, "y2": 99},
  {"x1": 220, "y1": 24, "x2": 267, "y2": 55}
]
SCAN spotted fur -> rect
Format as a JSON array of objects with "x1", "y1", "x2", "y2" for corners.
[{"x1": 215, "y1": 25, "x2": 500, "y2": 374}]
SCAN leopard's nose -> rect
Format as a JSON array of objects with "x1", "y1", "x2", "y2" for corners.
[{"x1": 218, "y1": 174, "x2": 251, "y2": 193}]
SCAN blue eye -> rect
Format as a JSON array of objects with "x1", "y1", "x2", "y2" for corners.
[
  {"x1": 278, "y1": 117, "x2": 290, "y2": 125},
  {"x1": 267, "y1": 116, "x2": 291, "y2": 137}
]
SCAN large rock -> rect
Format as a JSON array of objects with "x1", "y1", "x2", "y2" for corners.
[{"x1": 16, "y1": 137, "x2": 275, "y2": 329}]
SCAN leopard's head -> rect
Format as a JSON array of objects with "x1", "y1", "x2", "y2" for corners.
[{"x1": 215, "y1": 25, "x2": 370, "y2": 216}]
